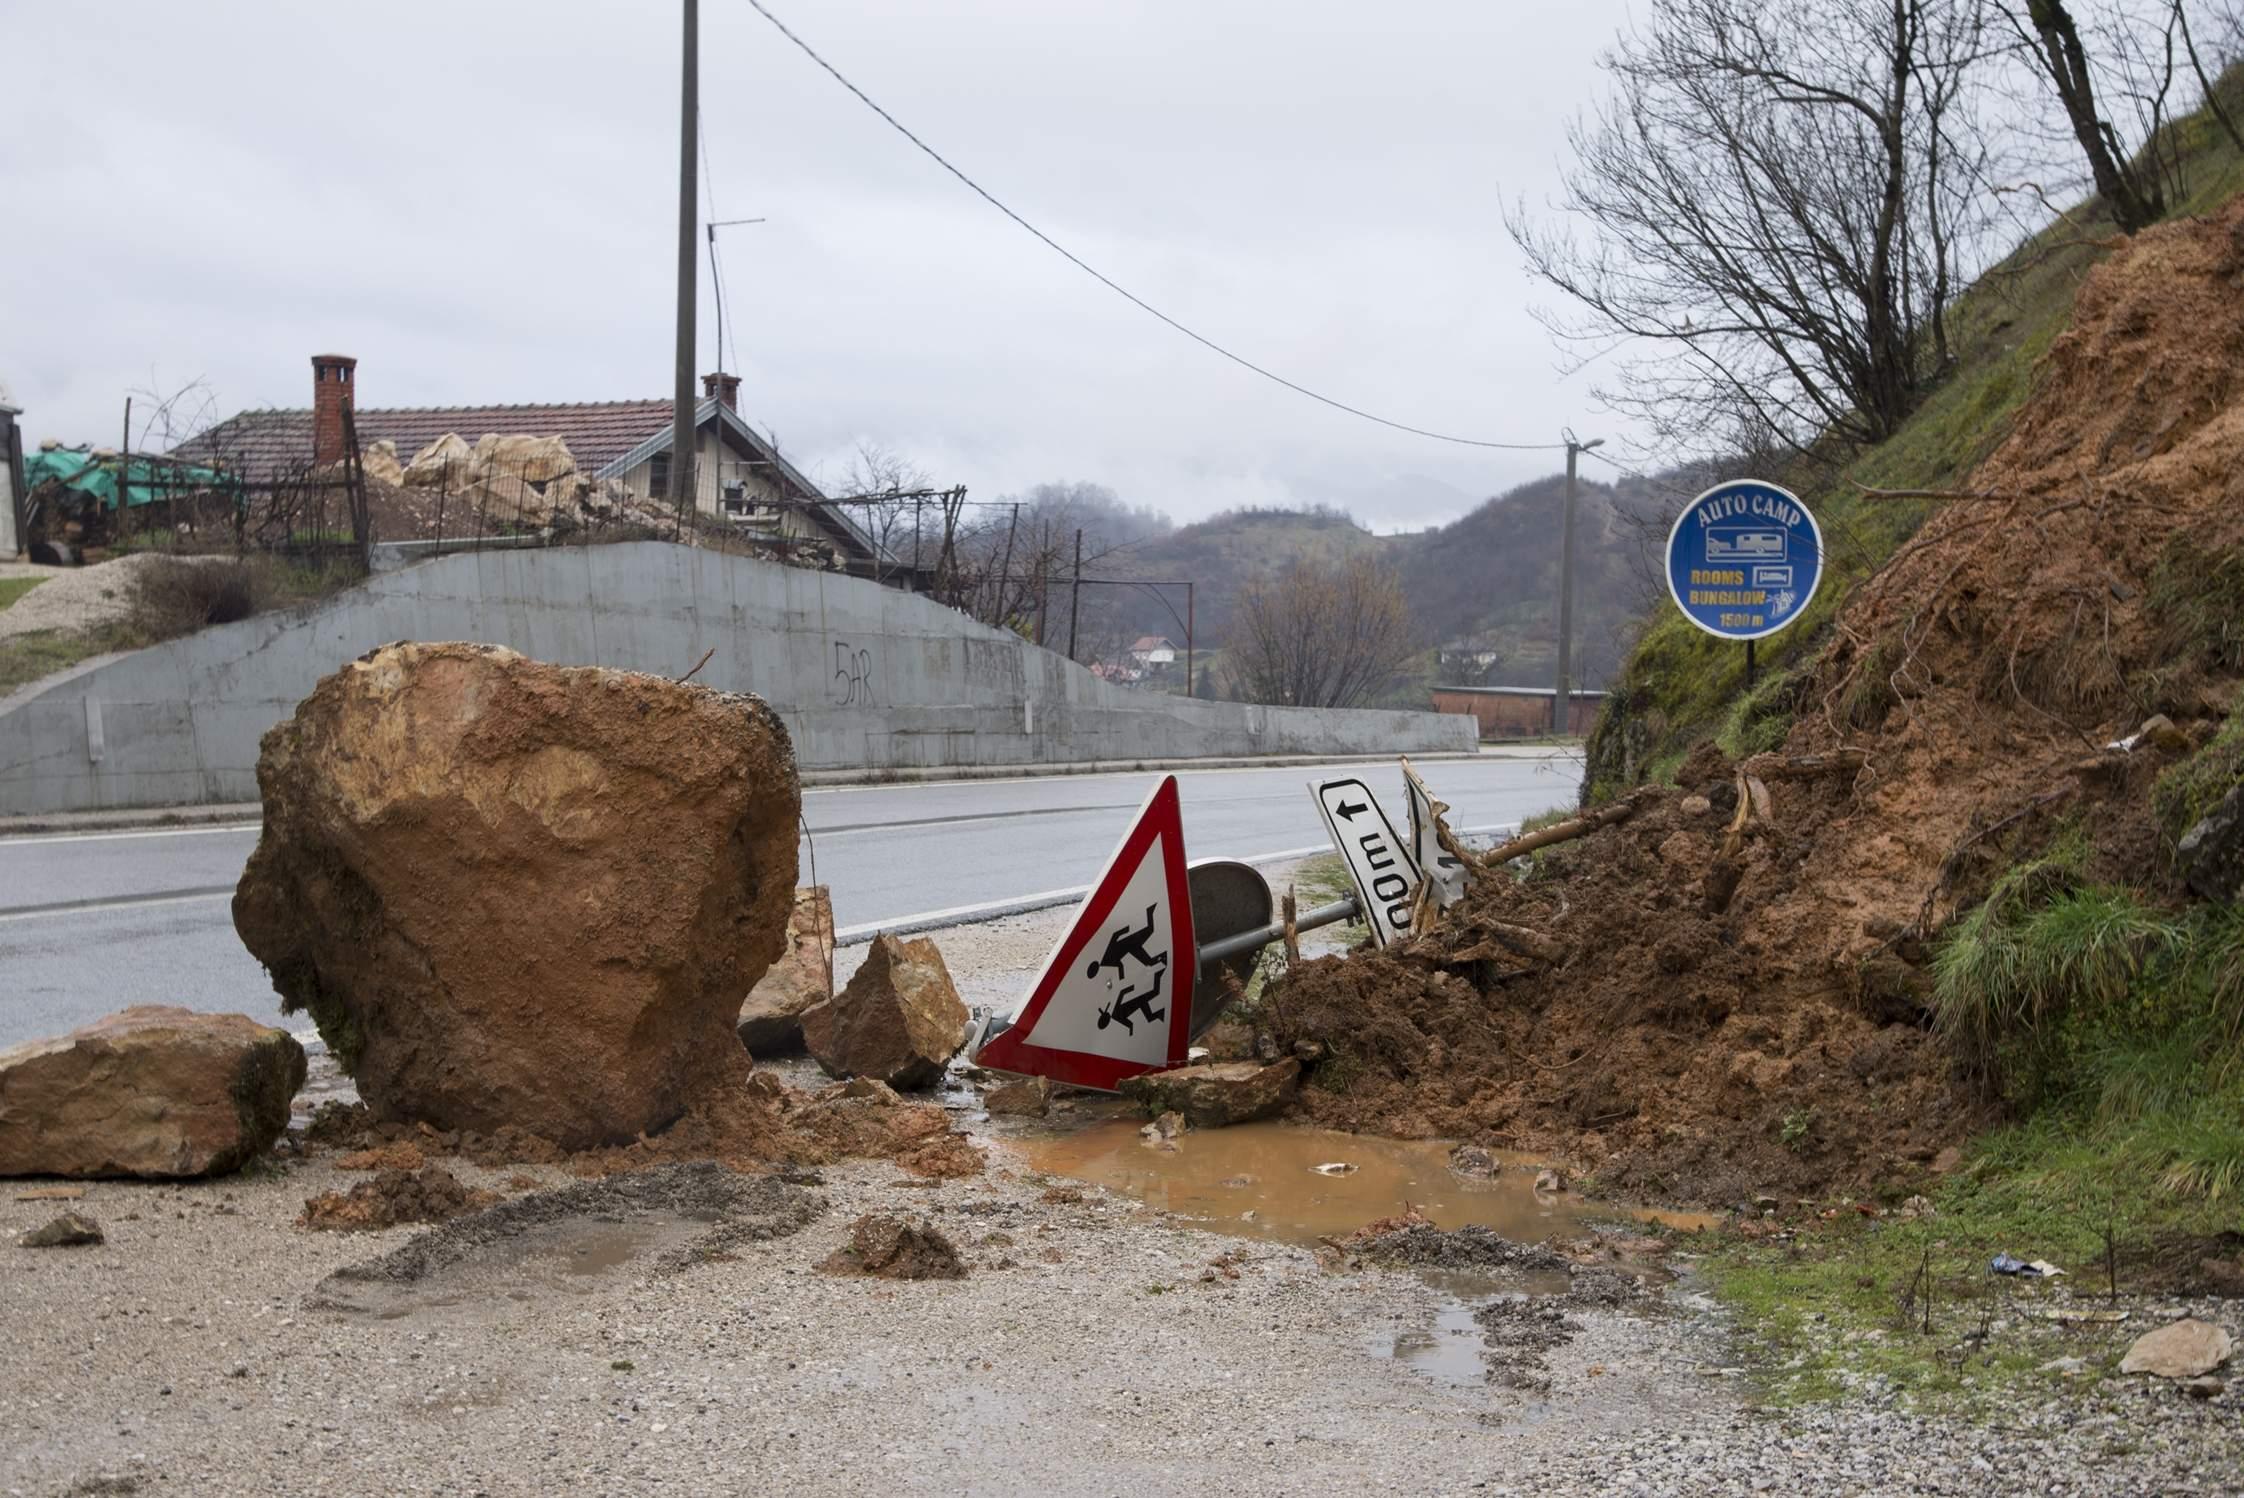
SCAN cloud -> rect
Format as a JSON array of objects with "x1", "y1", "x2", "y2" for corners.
[{"x1": 0, "y1": 0, "x2": 1640, "y2": 528}]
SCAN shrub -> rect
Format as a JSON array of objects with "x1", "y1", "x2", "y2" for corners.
[{"x1": 129, "y1": 557, "x2": 266, "y2": 639}]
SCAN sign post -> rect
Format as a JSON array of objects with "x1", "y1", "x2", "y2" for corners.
[
  {"x1": 1308, "y1": 776, "x2": 1421, "y2": 947},
  {"x1": 1664, "y1": 480, "x2": 1824, "y2": 660}
]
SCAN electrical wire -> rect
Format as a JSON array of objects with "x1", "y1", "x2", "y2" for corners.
[{"x1": 741, "y1": 0, "x2": 1568, "y2": 454}]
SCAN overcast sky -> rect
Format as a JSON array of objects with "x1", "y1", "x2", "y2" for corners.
[{"x1": 3, "y1": 0, "x2": 1641, "y2": 532}]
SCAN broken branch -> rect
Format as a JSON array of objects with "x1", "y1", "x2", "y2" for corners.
[
  {"x1": 676, "y1": 647, "x2": 716, "y2": 685},
  {"x1": 1476, "y1": 798, "x2": 1638, "y2": 866}
]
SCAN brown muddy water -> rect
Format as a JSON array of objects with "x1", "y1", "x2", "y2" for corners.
[{"x1": 1008, "y1": 1114, "x2": 1709, "y2": 1254}]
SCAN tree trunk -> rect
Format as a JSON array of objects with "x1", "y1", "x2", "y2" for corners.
[{"x1": 2026, "y1": 0, "x2": 2162, "y2": 232}]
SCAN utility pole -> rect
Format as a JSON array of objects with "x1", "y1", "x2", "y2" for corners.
[
  {"x1": 1066, "y1": 527, "x2": 1083, "y2": 662},
  {"x1": 670, "y1": 0, "x2": 700, "y2": 534},
  {"x1": 1553, "y1": 432, "x2": 1603, "y2": 735}
]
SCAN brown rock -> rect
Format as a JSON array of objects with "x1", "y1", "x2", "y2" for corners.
[
  {"x1": 1117, "y1": 1058, "x2": 1300, "y2": 1128},
  {"x1": 819, "y1": 1213, "x2": 966, "y2": 1280},
  {"x1": 738, "y1": 887, "x2": 836, "y2": 1055},
  {"x1": 18, "y1": 1211, "x2": 103, "y2": 1248},
  {"x1": 0, "y1": 1006, "x2": 305, "y2": 1179},
  {"x1": 983, "y1": 1075, "x2": 1051, "y2": 1117},
  {"x1": 2120, "y1": 1318, "x2": 2235, "y2": 1379},
  {"x1": 232, "y1": 643, "x2": 799, "y2": 1150},
  {"x1": 799, "y1": 934, "x2": 968, "y2": 1091},
  {"x1": 1678, "y1": 793, "x2": 1714, "y2": 817}
]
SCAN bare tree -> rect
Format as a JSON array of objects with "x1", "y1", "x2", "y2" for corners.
[
  {"x1": 1999, "y1": 0, "x2": 2170, "y2": 230},
  {"x1": 834, "y1": 440, "x2": 931, "y2": 585},
  {"x1": 1232, "y1": 555, "x2": 1417, "y2": 710},
  {"x1": 1509, "y1": 0, "x2": 2006, "y2": 458}
]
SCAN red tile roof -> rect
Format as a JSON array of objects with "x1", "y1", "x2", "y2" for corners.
[{"x1": 174, "y1": 400, "x2": 677, "y2": 482}]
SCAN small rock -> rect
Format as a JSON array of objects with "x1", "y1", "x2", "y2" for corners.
[
  {"x1": 2120, "y1": 1318, "x2": 2235, "y2": 1379},
  {"x1": 2185, "y1": 1375, "x2": 2225, "y2": 1400},
  {"x1": 982, "y1": 1075, "x2": 1050, "y2": 1118},
  {"x1": 1534, "y1": 1168, "x2": 1565, "y2": 1194},
  {"x1": 1291, "y1": 1040, "x2": 1327, "y2": 1065},
  {"x1": 2179, "y1": 786, "x2": 2244, "y2": 903},
  {"x1": 1310, "y1": 1161, "x2": 1357, "y2": 1177},
  {"x1": 1449, "y1": 1144, "x2": 1500, "y2": 1179},
  {"x1": 1678, "y1": 794, "x2": 1713, "y2": 817},
  {"x1": 2137, "y1": 713, "x2": 2190, "y2": 754},
  {"x1": 737, "y1": 886, "x2": 836, "y2": 1055},
  {"x1": 1140, "y1": 1111, "x2": 1188, "y2": 1148},
  {"x1": 1930, "y1": 1146, "x2": 1964, "y2": 1174},
  {"x1": 1117, "y1": 1058, "x2": 1299, "y2": 1128},
  {"x1": 801, "y1": 934, "x2": 969, "y2": 1091},
  {"x1": 17, "y1": 1210, "x2": 103, "y2": 1247}
]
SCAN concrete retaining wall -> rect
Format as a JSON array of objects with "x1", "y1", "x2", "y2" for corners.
[{"x1": 0, "y1": 541, "x2": 1475, "y2": 815}]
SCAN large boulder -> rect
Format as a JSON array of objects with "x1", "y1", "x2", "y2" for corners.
[
  {"x1": 800, "y1": 934, "x2": 968, "y2": 1091},
  {"x1": 401, "y1": 433, "x2": 475, "y2": 488},
  {"x1": 738, "y1": 886, "x2": 836, "y2": 1055},
  {"x1": 233, "y1": 642, "x2": 799, "y2": 1149},
  {"x1": 1118, "y1": 1058, "x2": 1300, "y2": 1128},
  {"x1": 0, "y1": 1006, "x2": 305, "y2": 1178}
]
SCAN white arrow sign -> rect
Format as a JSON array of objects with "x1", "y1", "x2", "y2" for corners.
[
  {"x1": 1402, "y1": 757, "x2": 1467, "y2": 912},
  {"x1": 1308, "y1": 775, "x2": 1420, "y2": 947}
]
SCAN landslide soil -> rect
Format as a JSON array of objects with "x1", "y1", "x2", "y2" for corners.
[{"x1": 1270, "y1": 201, "x2": 2244, "y2": 1204}]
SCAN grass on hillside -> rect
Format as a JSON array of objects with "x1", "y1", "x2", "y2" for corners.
[{"x1": 0, "y1": 577, "x2": 45, "y2": 611}]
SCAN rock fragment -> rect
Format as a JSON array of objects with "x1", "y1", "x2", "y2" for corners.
[
  {"x1": 0, "y1": 1006, "x2": 304, "y2": 1179},
  {"x1": 738, "y1": 887, "x2": 836, "y2": 1055},
  {"x1": 1117, "y1": 1058, "x2": 1300, "y2": 1128},
  {"x1": 799, "y1": 934, "x2": 968, "y2": 1091},
  {"x1": 299, "y1": 1165, "x2": 499, "y2": 1232},
  {"x1": 18, "y1": 1211, "x2": 103, "y2": 1248},
  {"x1": 819, "y1": 1213, "x2": 966, "y2": 1280},
  {"x1": 232, "y1": 643, "x2": 799, "y2": 1149},
  {"x1": 2120, "y1": 1318, "x2": 2235, "y2": 1379},
  {"x1": 983, "y1": 1075, "x2": 1051, "y2": 1117}
]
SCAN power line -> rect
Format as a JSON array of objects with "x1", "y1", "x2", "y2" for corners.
[{"x1": 740, "y1": 0, "x2": 1568, "y2": 454}]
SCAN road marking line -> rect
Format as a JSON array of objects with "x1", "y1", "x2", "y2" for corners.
[
  {"x1": 0, "y1": 824, "x2": 260, "y2": 848},
  {"x1": 0, "y1": 887, "x2": 236, "y2": 923}
]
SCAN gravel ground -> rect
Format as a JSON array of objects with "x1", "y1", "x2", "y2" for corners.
[
  {"x1": 5, "y1": 1129, "x2": 2239, "y2": 1496},
  {"x1": 0, "y1": 554, "x2": 180, "y2": 642}
]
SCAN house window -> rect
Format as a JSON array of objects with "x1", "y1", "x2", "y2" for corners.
[{"x1": 649, "y1": 451, "x2": 673, "y2": 499}]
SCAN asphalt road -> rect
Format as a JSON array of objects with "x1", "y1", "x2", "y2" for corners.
[{"x1": 0, "y1": 750, "x2": 1581, "y2": 1049}]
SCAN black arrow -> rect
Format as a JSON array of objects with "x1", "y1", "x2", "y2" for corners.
[{"x1": 1334, "y1": 798, "x2": 1367, "y2": 821}]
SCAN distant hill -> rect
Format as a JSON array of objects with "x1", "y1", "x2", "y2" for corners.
[{"x1": 1081, "y1": 478, "x2": 1665, "y2": 697}]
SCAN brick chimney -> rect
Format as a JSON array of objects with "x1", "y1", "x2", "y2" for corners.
[
  {"x1": 701, "y1": 370, "x2": 740, "y2": 412},
  {"x1": 311, "y1": 353, "x2": 357, "y2": 466}
]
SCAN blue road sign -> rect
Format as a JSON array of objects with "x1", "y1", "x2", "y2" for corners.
[{"x1": 1664, "y1": 479, "x2": 1823, "y2": 641}]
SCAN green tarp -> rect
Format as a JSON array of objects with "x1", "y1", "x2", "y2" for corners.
[{"x1": 24, "y1": 448, "x2": 236, "y2": 510}]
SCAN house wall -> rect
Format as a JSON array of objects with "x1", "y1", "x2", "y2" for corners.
[
  {"x1": 1431, "y1": 687, "x2": 1604, "y2": 738},
  {"x1": 0, "y1": 540, "x2": 1477, "y2": 815}
]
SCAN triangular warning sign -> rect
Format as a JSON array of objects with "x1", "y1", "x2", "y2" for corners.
[{"x1": 974, "y1": 775, "x2": 1196, "y2": 1091}]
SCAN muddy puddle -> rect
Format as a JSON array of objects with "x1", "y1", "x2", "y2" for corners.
[{"x1": 1009, "y1": 1115, "x2": 1706, "y2": 1255}]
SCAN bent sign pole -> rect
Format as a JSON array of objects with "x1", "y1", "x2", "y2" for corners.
[
  {"x1": 1308, "y1": 776, "x2": 1421, "y2": 946},
  {"x1": 974, "y1": 775, "x2": 1197, "y2": 1091},
  {"x1": 1664, "y1": 480, "x2": 1824, "y2": 682}
]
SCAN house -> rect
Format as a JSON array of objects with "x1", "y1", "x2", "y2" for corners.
[
  {"x1": 1430, "y1": 684, "x2": 1606, "y2": 739},
  {"x1": 1128, "y1": 635, "x2": 1178, "y2": 668},
  {"x1": 175, "y1": 355, "x2": 888, "y2": 574}
]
